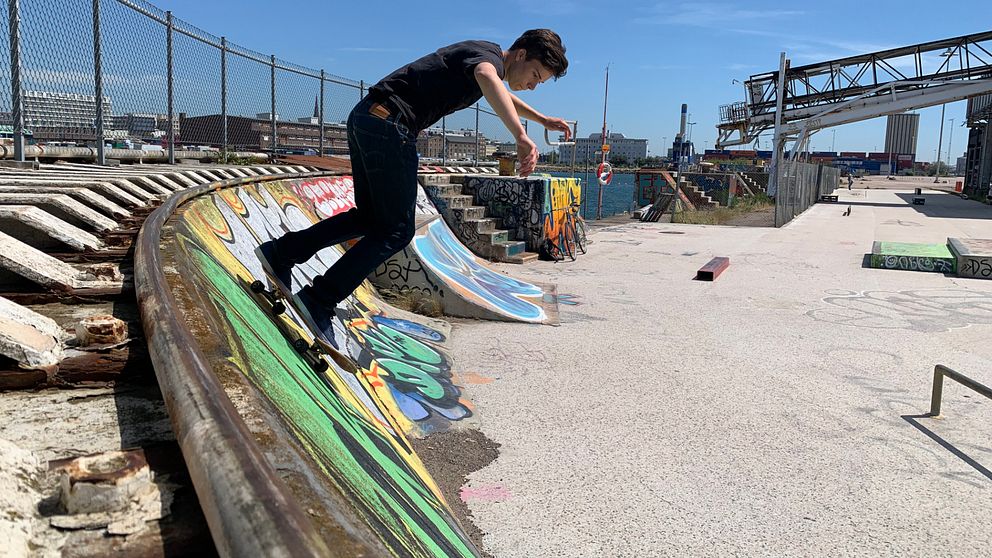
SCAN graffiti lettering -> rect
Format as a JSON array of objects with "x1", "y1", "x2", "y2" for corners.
[{"x1": 806, "y1": 289, "x2": 992, "y2": 332}]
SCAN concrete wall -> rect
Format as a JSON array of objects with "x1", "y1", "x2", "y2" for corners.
[{"x1": 462, "y1": 175, "x2": 582, "y2": 253}]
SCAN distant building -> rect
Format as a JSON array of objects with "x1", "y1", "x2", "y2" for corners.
[
  {"x1": 110, "y1": 113, "x2": 177, "y2": 139},
  {"x1": 956, "y1": 155, "x2": 968, "y2": 175},
  {"x1": 179, "y1": 114, "x2": 347, "y2": 154},
  {"x1": 24, "y1": 91, "x2": 112, "y2": 142},
  {"x1": 416, "y1": 128, "x2": 492, "y2": 161},
  {"x1": 561, "y1": 132, "x2": 648, "y2": 164},
  {"x1": 884, "y1": 113, "x2": 919, "y2": 157}
]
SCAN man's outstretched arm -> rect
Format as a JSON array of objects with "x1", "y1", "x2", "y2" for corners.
[{"x1": 474, "y1": 62, "x2": 538, "y2": 176}]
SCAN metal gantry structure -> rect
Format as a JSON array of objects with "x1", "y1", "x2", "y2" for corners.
[{"x1": 717, "y1": 30, "x2": 992, "y2": 195}]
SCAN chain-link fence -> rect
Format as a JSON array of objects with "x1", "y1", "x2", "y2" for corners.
[
  {"x1": 2, "y1": 0, "x2": 534, "y2": 166},
  {"x1": 775, "y1": 161, "x2": 840, "y2": 226}
]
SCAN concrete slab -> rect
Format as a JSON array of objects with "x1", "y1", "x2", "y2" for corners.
[
  {"x1": 0, "y1": 295, "x2": 65, "y2": 368},
  {"x1": 452, "y1": 188, "x2": 992, "y2": 557},
  {"x1": 0, "y1": 186, "x2": 130, "y2": 219},
  {"x1": 0, "y1": 232, "x2": 122, "y2": 292},
  {"x1": 0, "y1": 193, "x2": 117, "y2": 232},
  {"x1": 0, "y1": 205, "x2": 103, "y2": 251}
]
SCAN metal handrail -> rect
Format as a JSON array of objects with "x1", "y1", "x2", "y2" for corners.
[
  {"x1": 135, "y1": 172, "x2": 337, "y2": 557},
  {"x1": 544, "y1": 120, "x2": 578, "y2": 146},
  {"x1": 929, "y1": 364, "x2": 992, "y2": 417}
]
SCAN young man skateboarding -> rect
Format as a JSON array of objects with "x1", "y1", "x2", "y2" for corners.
[{"x1": 257, "y1": 29, "x2": 571, "y2": 339}]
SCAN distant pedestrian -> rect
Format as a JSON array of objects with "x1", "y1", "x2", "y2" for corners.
[
  {"x1": 256, "y1": 30, "x2": 571, "y2": 341},
  {"x1": 847, "y1": 175, "x2": 853, "y2": 190}
]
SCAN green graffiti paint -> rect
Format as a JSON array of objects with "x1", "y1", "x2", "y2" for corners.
[{"x1": 181, "y1": 235, "x2": 477, "y2": 558}]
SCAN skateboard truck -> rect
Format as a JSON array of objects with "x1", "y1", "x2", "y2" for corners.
[{"x1": 250, "y1": 280, "x2": 286, "y2": 315}]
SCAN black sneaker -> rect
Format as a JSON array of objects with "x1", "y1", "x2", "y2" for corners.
[
  {"x1": 255, "y1": 240, "x2": 293, "y2": 295},
  {"x1": 295, "y1": 286, "x2": 338, "y2": 346}
]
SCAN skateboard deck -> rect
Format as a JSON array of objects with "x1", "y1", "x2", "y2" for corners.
[{"x1": 247, "y1": 270, "x2": 358, "y2": 375}]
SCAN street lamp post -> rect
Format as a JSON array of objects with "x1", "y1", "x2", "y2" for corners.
[
  {"x1": 946, "y1": 117, "x2": 955, "y2": 176},
  {"x1": 934, "y1": 103, "x2": 946, "y2": 183}
]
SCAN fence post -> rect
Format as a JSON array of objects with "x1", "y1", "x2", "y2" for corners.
[
  {"x1": 441, "y1": 116, "x2": 447, "y2": 166},
  {"x1": 92, "y1": 0, "x2": 105, "y2": 165},
  {"x1": 166, "y1": 11, "x2": 175, "y2": 164},
  {"x1": 8, "y1": 0, "x2": 24, "y2": 162},
  {"x1": 270, "y1": 54, "x2": 277, "y2": 158},
  {"x1": 221, "y1": 37, "x2": 227, "y2": 155},
  {"x1": 359, "y1": 80, "x2": 365, "y2": 100},
  {"x1": 474, "y1": 104, "x2": 480, "y2": 165},
  {"x1": 319, "y1": 70, "x2": 325, "y2": 157}
]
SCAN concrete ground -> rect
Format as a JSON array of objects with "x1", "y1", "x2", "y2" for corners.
[{"x1": 448, "y1": 188, "x2": 992, "y2": 557}]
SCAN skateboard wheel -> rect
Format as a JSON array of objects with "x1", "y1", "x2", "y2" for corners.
[
  {"x1": 292, "y1": 338, "x2": 308, "y2": 353},
  {"x1": 250, "y1": 280, "x2": 265, "y2": 293},
  {"x1": 314, "y1": 360, "x2": 329, "y2": 373},
  {"x1": 272, "y1": 301, "x2": 286, "y2": 315}
]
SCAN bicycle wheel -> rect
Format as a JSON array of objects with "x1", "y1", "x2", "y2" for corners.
[
  {"x1": 574, "y1": 216, "x2": 587, "y2": 255},
  {"x1": 561, "y1": 219, "x2": 576, "y2": 262}
]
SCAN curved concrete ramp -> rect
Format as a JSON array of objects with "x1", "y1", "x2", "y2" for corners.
[
  {"x1": 149, "y1": 174, "x2": 479, "y2": 556},
  {"x1": 294, "y1": 175, "x2": 559, "y2": 324}
]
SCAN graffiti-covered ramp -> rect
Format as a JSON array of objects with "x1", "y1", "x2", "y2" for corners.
[
  {"x1": 298, "y1": 174, "x2": 560, "y2": 324},
  {"x1": 136, "y1": 172, "x2": 480, "y2": 557}
]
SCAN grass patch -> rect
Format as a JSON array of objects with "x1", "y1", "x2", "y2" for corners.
[
  {"x1": 674, "y1": 194, "x2": 774, "y2": 225},
  {"x1": 377, "y1": 288, "x2": 443, "y2": 317}
]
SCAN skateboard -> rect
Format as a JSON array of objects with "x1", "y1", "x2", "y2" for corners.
[{"x1": 248, "y1": 270, "x2": 358, "y2": 375}]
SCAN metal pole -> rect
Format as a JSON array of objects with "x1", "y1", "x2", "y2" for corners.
[
  {"x1": 9, "y1": 0, "x2": 25, "y2": 162},
  {"x1": 769, "y1": 52, "x2": 788, "y2": 200},
  {"x1": 474, "y1": 104, "x2": 480, "y2": 165},
  {"x1": 947, "y1": 118, "x2": 955, "y2": 174},
  {"x1": 934, "y1": 103, "x2": 946, "y2": 183},
  {"x1": 359, "y1": 80, "x2": 365, "y2": 100},
  {"x1": 441, "y1": 116, "x2": 446, "y2": 166},
  {"x1": 319, "y1": 70, "x2": 325, "y2": 157},
  {"x1": 270, "y1": 54, "x2": 277, "y2": 158},
  {"x1": 221, "y1": 37, "x2": 227, "y2": 155},
  {"x1": 92, "y1": 0, "x2": 105, "y2": 165},
  {"x1": 166, "y1": 11, "x2": 175, "y2": 164}
]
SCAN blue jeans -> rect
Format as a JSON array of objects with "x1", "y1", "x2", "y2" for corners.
[{"x1": 275, "y1": 96, "x2": 419, "y2": 307}]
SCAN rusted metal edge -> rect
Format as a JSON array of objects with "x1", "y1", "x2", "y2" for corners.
[{"x1": 134, "y1": 171, "x2": 335, "y2": 558}]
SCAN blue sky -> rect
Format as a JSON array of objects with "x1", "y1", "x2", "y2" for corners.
[{"x1": 151, "y1": 0, "x2": 987, "y2": 161}]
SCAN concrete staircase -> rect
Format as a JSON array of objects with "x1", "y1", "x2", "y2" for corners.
[
  {"x1": 679, "y1": 176, "x2": 719, "y2": 209},
  {"x1": 419, "y1": 174, "x2": 538, "y2": 264},
  {"x1": 740, "y1": 172, "x2": 769, "y2": 195}
]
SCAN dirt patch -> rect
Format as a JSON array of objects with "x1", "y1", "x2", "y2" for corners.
[{"x1": 412, "y1": 428, "x2": 500, "y2": 557}]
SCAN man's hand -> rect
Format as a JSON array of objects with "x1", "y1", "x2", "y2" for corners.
[
  {"x1": 543, "y1": 116, "x2": 572, "y2": 142},
  {"x1": 517, "y1": 134, "x2": 538, "y2": 177}
]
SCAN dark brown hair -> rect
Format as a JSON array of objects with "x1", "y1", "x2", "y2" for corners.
[{"x1": 509, "y1": 29, "x2": 568, "y2": 79}]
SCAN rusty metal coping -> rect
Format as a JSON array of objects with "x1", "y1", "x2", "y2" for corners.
[{"x1": 134, "y1": 171, "x2": 334, "y2": 557}]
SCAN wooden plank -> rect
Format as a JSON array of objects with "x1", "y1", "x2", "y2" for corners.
[{"x1": 696, "y1": 257, "x2": 730, "y2": 281}]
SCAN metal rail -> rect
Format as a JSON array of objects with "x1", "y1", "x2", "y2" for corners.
[
  {"x1": 0, "y1": 145, "x2": 268, "y2": 162},
  {"x1": 135, "y1": 172, "x2": 333, "y2": 557},
  {"x1": 930, "y1": 364, "x2": 992, "y2": 417}
]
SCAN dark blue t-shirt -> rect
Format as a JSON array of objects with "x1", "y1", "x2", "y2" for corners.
[{"x1": 368, "y1": 40, "x2": 505, "y2": 133}]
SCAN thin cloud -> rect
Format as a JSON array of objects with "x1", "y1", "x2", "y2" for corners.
[
  {"x1": 337, "y1": 47, "x2": 407, "y2": 53},
  {"x1": 638, "y1": 3, "x2": 802, "y2": 26}
]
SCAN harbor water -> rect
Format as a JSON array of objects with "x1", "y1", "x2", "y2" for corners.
[{"x1": 547, "y1": 170, "x2": 637, "y2": 220}]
